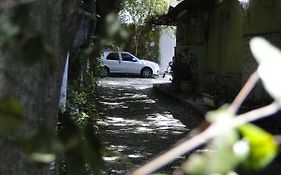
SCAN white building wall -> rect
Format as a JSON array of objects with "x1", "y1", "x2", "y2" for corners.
[{"x1": 159, "y1": 27, "x2": 176, "y2": 74}]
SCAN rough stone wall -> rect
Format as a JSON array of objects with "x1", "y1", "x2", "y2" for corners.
[
  {"x1": 0, "y1": 1, "x2": 95, "y2": 174},
  {"x1": 242, "y1": 33, "x2": 281, "y2": 100}
]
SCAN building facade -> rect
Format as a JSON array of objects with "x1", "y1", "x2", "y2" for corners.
[{"x1": 157, "y1": 0, "x2": 281, "y2": 105}]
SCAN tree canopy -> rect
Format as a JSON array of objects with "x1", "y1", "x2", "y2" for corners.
[{"x1": 118, "y1": 0, "x2": 171, "y2": 25}]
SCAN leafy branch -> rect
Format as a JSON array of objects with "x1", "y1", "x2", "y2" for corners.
[{"x1": 131, "y1": 37, "x2": 281, "y2": 175}]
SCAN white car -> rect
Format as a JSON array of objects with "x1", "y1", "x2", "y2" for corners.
[{"x1": 100, "y1": 51, "x2": 160, "y2": 78}]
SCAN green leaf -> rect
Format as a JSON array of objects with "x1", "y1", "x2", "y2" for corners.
[
  {"x1": 28, "y1": 153, "x2": 56, "y2": 164},
  {"x1": 183, "y1": 153, "x2": 207, "y2": 175},
  {"x1": 250, "y1": 37, "x2": 281, "y2": 102},
  {"x1": 204, "y1": 129, "x2": 239, "y2": 174},
  {"x1": 20, "y1": 128, "x2": 63, "y2": 154},
  {"x1": 0, "y1": 97, "x2": 23, "y2": 133},
  {"x1": 82, "y1": 120, "x2": 103, "y2": 173},
  {"x1": 20, "y1": 34, "x2": 57, "y2": 72},
  {"x1": 205, "y1": 105, "x2": 233, "y2": 123},
  {"x1": 19, "y1": 128, "x2": 64, "y2": 165},
  {"x1": 232, "y1": 139, "x2": 250, "y2": 164},
  {"x1": 58, "y1": 112, "x2": 87, "y2": 175},
  {"x1": 184, "y1": 126, "x2": 240, "y2": 174},
  {"x1": 184, "y1": 106, "x2": 242, "y2": 175},
  {"x1": 239, "y1": 124, "x2": 278, "y2": 170},
  {"x1": 106, "y1": 13, "x2": 122, "y2": 38}
]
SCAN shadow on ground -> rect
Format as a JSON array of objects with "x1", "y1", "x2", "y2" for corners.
[{"x1": 97, "y1": 77, "x2": 203, "y2": 174}]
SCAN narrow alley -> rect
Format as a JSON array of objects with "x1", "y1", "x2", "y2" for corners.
[{"x1": 97, "y1": 76, "x2": 203, "y2": 174}]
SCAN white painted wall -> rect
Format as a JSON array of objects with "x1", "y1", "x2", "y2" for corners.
[{"x1": 159, "y1": 26, "x2": 176, "y2": 74}]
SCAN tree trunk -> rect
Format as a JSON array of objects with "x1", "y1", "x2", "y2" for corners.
[
  {"x1": 135, "y1": 25, "x2": 139, "y2": 56},
  {"x1": 0, "y1": 0, "x2": 90, "y2": 174}
]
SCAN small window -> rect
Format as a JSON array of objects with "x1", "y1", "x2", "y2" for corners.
[
  {"x1": 122, "y1": 53, "x2": 134, "y2": 62},
  {"x1": 106, "y1": 53, "x2": 119, "y2": 60}
]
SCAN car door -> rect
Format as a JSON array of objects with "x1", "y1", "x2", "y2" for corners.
[
  {"x1": 120, "y1": 52, "x2": 142, "y2": 74},
  {"x1": 104, "y1": 52, "x2": 122, "y2": 73}
]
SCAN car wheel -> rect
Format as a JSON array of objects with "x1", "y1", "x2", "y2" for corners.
[
  {"x1": 141, "y1": 67, "x2": 152, "y2": 78},
  {"x1": 101, "y1": 67, "x2": 109, "y2": 77}
]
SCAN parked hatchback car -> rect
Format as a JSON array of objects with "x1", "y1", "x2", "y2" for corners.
[{"x1": 100, "y1": 51, "x2": 160, "y2": 78}]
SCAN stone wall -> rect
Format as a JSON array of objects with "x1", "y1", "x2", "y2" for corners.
[
  {"x1": 241, "y1": 33, "x2": 281, "y2": 100},
  {"x1": 0, "y1": 1, "x2": 96, "y2": 174}
]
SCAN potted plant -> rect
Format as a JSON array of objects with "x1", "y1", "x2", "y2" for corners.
[{"x1": 202, "y1": 80, "x2": 224, "y2": 107}]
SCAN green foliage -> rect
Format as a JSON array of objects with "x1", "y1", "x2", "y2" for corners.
[
  {"x1": 58, "y1": 112, "x2": 88, "y2": 175},
  {"x1": 0, "y1": 5, "x2": 57, "y2": 72},
  {"x1": 239, "y1": 124, "x2": 278, "y2": 170},
  {"x1": 118, "y1": 0, "x2": 168, "y2": 58},
  {"x1": 0, "y1": 5, "x2": 32, "y2": 48},
  {"x1": 183, "y1": 107, "x2": 242, "y2": 175},
  {"x1": 119, "y1": 0, "x2": 169, "y2": 25},
  {"x1": 99, "y1": 13, "x2": 129, "y2": 51},
  {"x1": 124, "y1": 24, "x2": 160, "y2": 62},
  {"x1": 70, "y1": 85, "x2": 99, "y2": 127},
  {"x1": 0, "y1": 97, "x2": 23, "y2": 133},
  {"x1": 19, "y1": 128, "x2": 64, "y2": 165},
  {"x1": 64, "y1": 77, "x2": 102, "y2": 174},
  {"x1": 104, "y1": 13, "x2": 127, "y2": 40},
  {"x1": 58, "y1": 112, "x2": 103, "y2": 175},
  {"x1": 181, "y1": 101, "x2": 278, "y2": 174},
  {"x1": 82, "y1": 120, "x2": 103, "y2": 173},
  {"x1": 20, "y1": 34, "x2": 57, "y2": 72},
  {"x1": 62, "y1": 39, "x2": 103, "y2": 175}
]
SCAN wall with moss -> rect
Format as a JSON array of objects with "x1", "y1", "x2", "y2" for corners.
[
  {"x1": 244, "y1": 0, "x2": 281, "y2": 35},
  {"x1": 205, "y1": 0, "x2": 244, "y2": 74},
  {"x1": 174, "y1": 0, "x2": 281, "y2": 97},
  {"x1": 205, "y1": 0, "x2": 281, "y2": 75}
]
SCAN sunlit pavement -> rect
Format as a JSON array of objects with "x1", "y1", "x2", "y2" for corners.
[{"x1": 97, "y1": 76, "x2": 203, "y2": 174}]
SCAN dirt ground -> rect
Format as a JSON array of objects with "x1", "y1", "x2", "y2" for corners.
[
  {"x1": 96, "y1": 76, "x2": 203, "y2": 174},
  {"x1": 96, "y1": 76, "x2": 281, "y2": 175}
]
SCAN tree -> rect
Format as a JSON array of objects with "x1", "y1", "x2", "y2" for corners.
[
  {"x1": 0, "y1": 0, "x2": 96, "y2": 174},
  {"x1": 124, "y1": 24, "x2": 161, "y2": 63},
  {"x1": 119, "y1": 0, "x2": 170, "y2": 25},
  {"x1": 119, "y1": 0, "x2": 170, "y2": 56}
]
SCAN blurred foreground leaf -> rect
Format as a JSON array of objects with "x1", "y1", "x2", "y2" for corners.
[
  {"x1": 250, "y1": 37, "x2": 281, "y2": 102},
  {"x1": 20, "y1": 34, "x2": 57, "y2": 72},
  {"x1": 19, "y1": 128, "x2": 63, "y2": 165},
  {"x1": 0, "y1": 6, "x2": 57, "y2": 72},
  {"x1": 0, "y1": 97, "x2": 23, "y2": 133},
  {"x1": 205, "y1": 105, "x2": 233, "y2": 123},
  {"x1": 183, "y1": 129, "x2": 240, "y2": 175},
  {"x1": 239, "y1": 123, "x2": 278, "y2": 170},
  {"x1": 0, "y1": 5, "x2": 31, "y2": 48},
  {"x1": 28, "y1": 153, "x2": 56, "y2": 164},
  {"x1": 183, "y1": 106, "x2": 242, "y2": 175}
]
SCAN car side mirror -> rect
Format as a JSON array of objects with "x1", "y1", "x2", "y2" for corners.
[{"x1": 133, "y1": 58, "x2": 138, "y2": 62}]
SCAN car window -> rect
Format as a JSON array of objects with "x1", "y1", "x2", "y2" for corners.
[
  {"x1": 106, "y1": 53, "x2": 119, "y2": 60},
  {"x1": 122, "y1": 53, "x2": 135, "y2": 62}
]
